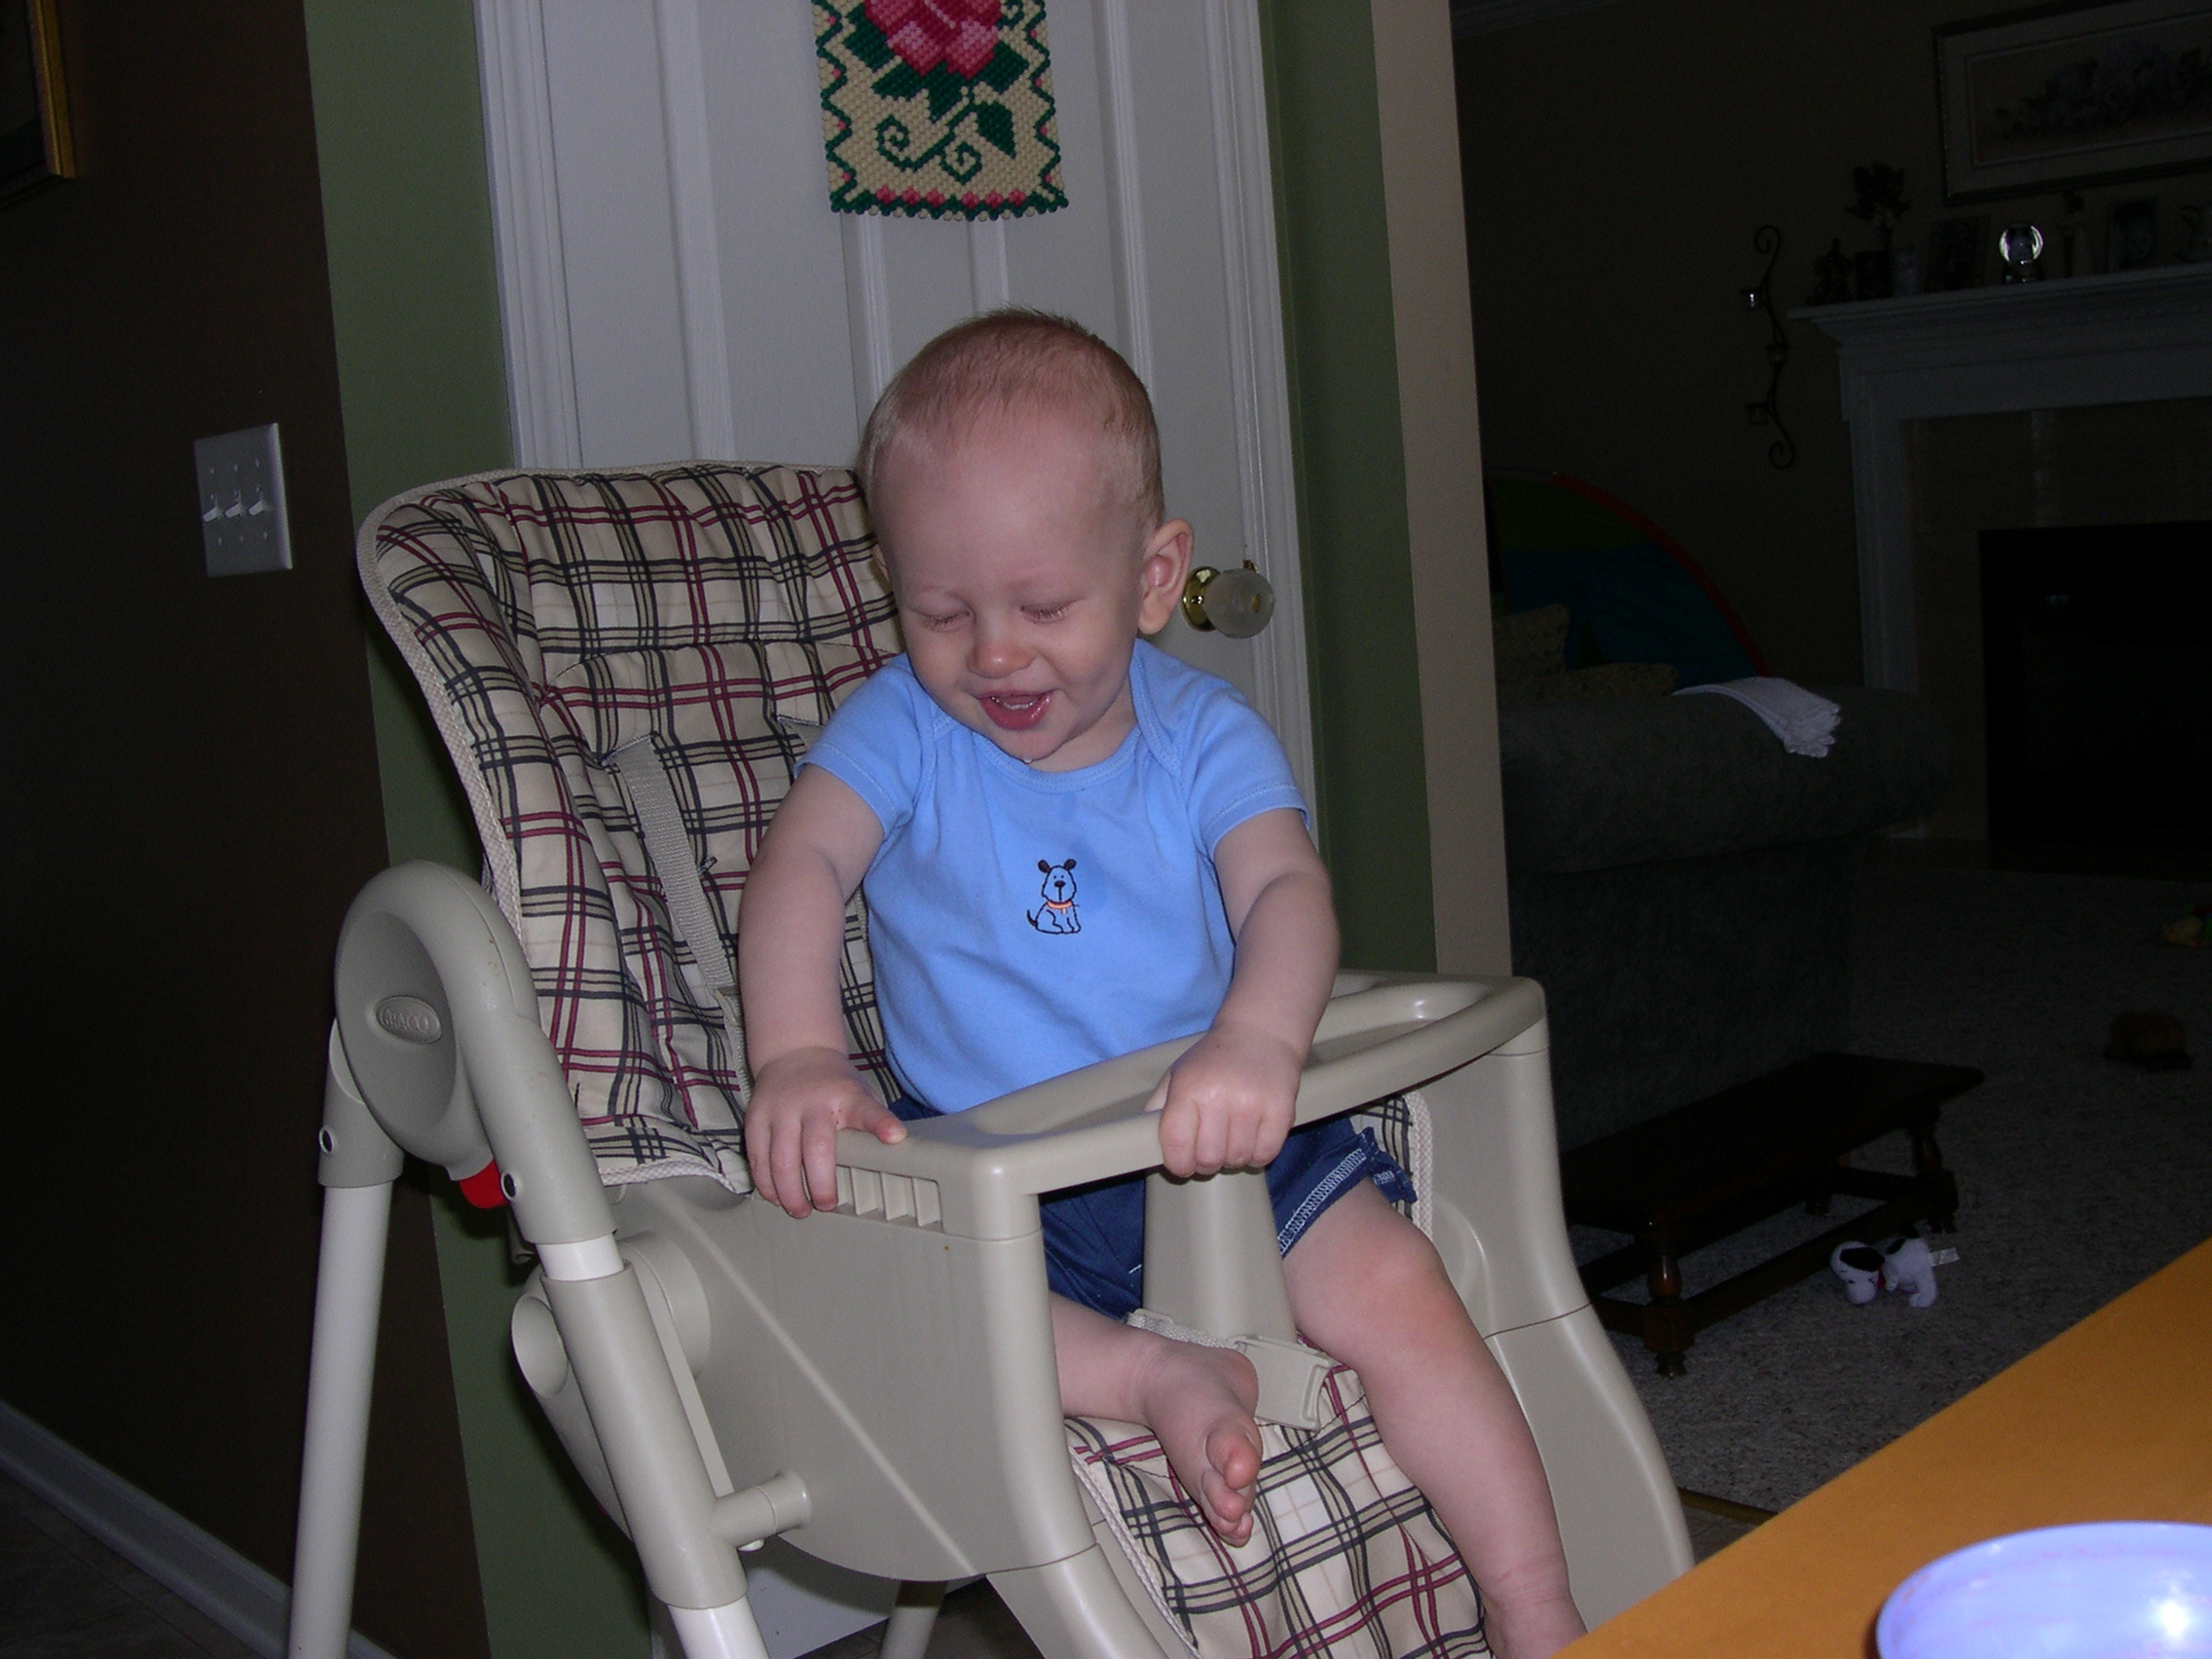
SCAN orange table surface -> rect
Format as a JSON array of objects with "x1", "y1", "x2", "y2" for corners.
[{"x1": 1568, "y1": 1235, "x2": 2212, "y2": 1659}]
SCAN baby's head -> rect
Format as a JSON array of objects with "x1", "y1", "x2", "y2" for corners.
[
  {"x1": 860, "y1": 308, "x2": 1162, "y2": 536},
  {"x1": 860, "y1": 311, "x2": 1192, "y2": 772}
]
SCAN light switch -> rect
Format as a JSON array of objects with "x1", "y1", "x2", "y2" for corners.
[{"x1": 195, "y1": 424, "x2": 293, "y2": 577}]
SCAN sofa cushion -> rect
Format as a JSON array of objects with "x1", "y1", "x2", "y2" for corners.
[
  {"x1": 1500, "y1": 685, "x2": 1949, "y2": 874},
  {"x1": 1497, "y1": 660, "x2": 1677, "y2": 708},
  {"x1": 1493, "y1": 603, "x2": 1570, "y2": 681}
]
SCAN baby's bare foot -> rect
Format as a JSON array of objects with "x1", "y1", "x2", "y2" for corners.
[{"x1": 1132, "y1": 1337, "x2": 1263, "y2": 1543}]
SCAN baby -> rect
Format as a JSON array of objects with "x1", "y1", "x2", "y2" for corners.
[{"x1": 738, "y1": 312, "x2": 1584, "y2": 1658}]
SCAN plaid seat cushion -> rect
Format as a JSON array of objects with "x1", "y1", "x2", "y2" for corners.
[
  {"x1": 1067, "y1": 1365, "x2": 1488, "y2": 1659},
  {"x1": 360, "y1": 464, "x2": 903, "y2": 1189}
]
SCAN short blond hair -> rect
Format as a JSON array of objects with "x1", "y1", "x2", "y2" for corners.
[{"x1": 858, "y1": 309, "x2": 1163, "y2": 537}]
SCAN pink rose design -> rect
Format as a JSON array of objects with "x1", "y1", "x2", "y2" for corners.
[{"x1": 866, "y1": 0, "x2": 1002, "y2": 80}]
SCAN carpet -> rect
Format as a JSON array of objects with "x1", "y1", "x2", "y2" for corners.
[{"x1": 1585, "y1": 862, "x2": 2210, "y2": 1514}]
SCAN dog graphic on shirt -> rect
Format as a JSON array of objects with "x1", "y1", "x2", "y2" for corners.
[{"x1": 1026, "y1": 859, "x2": 1081, "y2": 935}]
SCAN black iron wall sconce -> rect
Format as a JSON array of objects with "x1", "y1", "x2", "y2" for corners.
[{"x1": 1740, "y1": 225, "x2": 1796, "y2": 470}]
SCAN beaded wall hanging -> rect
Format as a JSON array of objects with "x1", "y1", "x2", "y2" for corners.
[{"x1": 817, "y1": 1, "x2": 1068, "y2": 220}]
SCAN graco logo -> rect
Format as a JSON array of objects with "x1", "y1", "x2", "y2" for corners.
[{"x1": 376, "y1": 995, "x2": 444, "y2": 1045}]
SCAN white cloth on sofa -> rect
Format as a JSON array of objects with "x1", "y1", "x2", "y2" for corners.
[{"x1": 1675, "y1": 676, "x2": 1842, "y2": 757}]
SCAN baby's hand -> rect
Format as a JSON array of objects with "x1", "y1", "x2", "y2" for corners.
[
  {"x1": 1150, "y1": 1021, "x2": 1303, "y2": 1179},
  {"x1": 744, "y1": 1047, "x2": 905, "y2": 1218}
]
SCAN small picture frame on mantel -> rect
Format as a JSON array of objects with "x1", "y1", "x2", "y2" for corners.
[
  {"x1": 1926, "y1": 215, "x2": 1992, "y2": 289},
  {"x1": 2108, "y1": 197, "x2": 2160, "y2": 267},
  {"x1": 1, "y1": 0, "x2": 74, "y2": 205}
]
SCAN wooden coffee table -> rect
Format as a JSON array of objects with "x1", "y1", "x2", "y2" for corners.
[
  {"x1": 1562, "y1": 1052, "x2": 1981, "y2": 1374},
  {"x1": 1562, "y1": 1235, "x2": 2212, "y2": 1657}
]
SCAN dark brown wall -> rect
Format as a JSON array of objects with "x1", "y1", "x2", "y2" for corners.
[
  {"x1": 1455, "y1": 0, "x2": 2212, "y2": 686},
  {"x1": 0, "y1": 4, "x2": 487, "y2": 1655}
]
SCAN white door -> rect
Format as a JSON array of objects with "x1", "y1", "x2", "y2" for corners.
[{"x1": 477, "y1": 0, "x2": 1314, "y2": 801}]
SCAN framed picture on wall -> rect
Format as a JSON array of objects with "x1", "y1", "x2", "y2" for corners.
[
  {"x1": 1, "y1": 0, "x2": 72, "y2": 205},
  {"x1": 1936, "y1": 0, "x2": 2212, "y2": 203}
]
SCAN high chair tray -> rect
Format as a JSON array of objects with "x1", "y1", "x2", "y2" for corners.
[{"x1": 833, "y1": 975, "x2": 1546, "y2": 1240}]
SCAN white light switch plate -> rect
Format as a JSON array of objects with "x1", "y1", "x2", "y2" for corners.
[{"x1": 195, "y1": 424, "x2": 293, "y2": 577}]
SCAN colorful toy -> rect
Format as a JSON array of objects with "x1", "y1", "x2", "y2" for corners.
[{"x1": 2159, "y1": 903, "x2": 2209, "y2": 947}]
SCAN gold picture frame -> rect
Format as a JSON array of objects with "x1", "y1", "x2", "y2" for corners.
[
  {"x1": 1936, "y1": 0, "x2": 2212, "y2": 203},
  {"x1": 2, "y1": 0, "x2": 74, "y2": 204}
]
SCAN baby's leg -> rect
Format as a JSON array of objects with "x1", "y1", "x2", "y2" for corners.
[
  {"x1": 1283, "y1": 1184, "x2": 1585, "y2": 1659},
  {"x1": 1050, "y1": 1295, "x2": 1265, "y2": 1543}
]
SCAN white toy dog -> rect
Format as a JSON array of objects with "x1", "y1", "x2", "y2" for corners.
[{"x1": 1829, "y1": 1236, "x2": 1947, "y2": 1308}]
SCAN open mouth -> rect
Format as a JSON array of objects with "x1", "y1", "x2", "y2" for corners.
[{"x1": 979, "y1": 690, "x2": 1052, "y2": 731}]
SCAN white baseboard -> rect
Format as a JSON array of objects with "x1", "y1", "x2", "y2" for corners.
[{"x1": 0, "y1": 1398, "x2": 397, "y2": 1659}]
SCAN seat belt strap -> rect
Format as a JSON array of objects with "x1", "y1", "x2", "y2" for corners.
[{"x1": 608, "y1": 737, "x2": 750, "y2": 1103}]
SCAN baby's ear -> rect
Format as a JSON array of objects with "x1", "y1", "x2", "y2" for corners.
[
  {"x1": 1038, "y1": 859, "x2": 1051, "y2": 872},
  {"x1": 1135, "y1": 518, "x2": 1196, "y2": 637}
]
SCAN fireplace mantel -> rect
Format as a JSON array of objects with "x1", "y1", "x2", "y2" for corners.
[{"x1": 1796, "y1": 264, "x2": 2212, "y2": 692}]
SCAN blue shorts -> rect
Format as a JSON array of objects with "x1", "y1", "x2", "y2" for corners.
[{"x1": 889, "y1": 1096, "x2": 1417, "y2": 1319}]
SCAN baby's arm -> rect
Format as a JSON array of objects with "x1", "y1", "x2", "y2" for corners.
[
  {"x1": 737, "y1": 766, "x2": 904, "y2": 1216},
  {"x1": 1154, "y1": 808, "x2": 1339, "y2": 1178}
]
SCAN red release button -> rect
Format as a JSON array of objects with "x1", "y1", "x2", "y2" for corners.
[{"x1": 457, "y1": 1161, "x2": 507, "y2": 1209}]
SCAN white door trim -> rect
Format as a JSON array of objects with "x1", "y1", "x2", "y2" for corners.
[
  {"x1": 474, "y1": 0, "x2": 582, "y2": 468},
  {"x1": 1094, "y1": 0, "x2": 1155, "y2": 387},
  {"x1": 840, "y1": 213, "x2": 897, "y2": 424},
  {"x1": 1204, "y1": 0, "x2": 1314, "y2": 808},
  {"x1": 654, "y1": 0, "x2": 739, "y2": 461},
  {"x1": 1370, "y1": 0, "x2": 1511, "y2": 976}
]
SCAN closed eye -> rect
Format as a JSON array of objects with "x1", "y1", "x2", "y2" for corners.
[
  {"x1": 912, "y1": 607, "x2": 970, "y2": 631},
  {"x1": 1025, "y1": 602, "x2": 1073, "y2": 622}
]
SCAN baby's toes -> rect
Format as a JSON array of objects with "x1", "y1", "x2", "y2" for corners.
[
  {"x1": 1207, "y1": 1419, "x2": 1263, "y2": 1494},
  {"x1": 1198, "y1": 1469, "x2": 1255, "y2": 1544}
]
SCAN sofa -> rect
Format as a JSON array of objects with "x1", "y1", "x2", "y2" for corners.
[{"x1": 1498, "y1": 686, "x2": 1951, "y2": 1152}]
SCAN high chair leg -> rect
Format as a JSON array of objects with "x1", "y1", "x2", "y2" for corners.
[
  {"x1": 879, "y1": 1581, "x2": 944, "y2": 1659},
  {"x1": 288, "y1": 1180, "x2": 394, "y2": 1659},
  {"x1": 664, "y1": 1601, "x2": 772, "y2": 1659}
]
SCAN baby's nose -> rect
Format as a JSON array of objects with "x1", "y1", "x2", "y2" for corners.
[{"x1": 970, "y1": 630, "x2": 1032, "y2": 678}]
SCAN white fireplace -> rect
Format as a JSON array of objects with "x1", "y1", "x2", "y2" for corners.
[{"x1": 1797, "y1": 264, "x2": 2212, "y2": 693}]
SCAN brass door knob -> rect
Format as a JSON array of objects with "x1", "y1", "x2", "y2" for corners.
[{"x1": 1180, "y1": 560, "x2": 1276, "y2": 639}]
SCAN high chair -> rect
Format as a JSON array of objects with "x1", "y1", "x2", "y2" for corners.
[{"x1": 291, "y1": 465, "x2": 1690, "y2": 1659}]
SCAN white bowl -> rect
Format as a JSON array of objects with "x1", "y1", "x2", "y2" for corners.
[{"x1": 1879, "y1": 1523, "x2": 2212, "y2": 1659}]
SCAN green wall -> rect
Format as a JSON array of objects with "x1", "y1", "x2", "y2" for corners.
[
  {"x1": 1259, "y1": 0, "x2": 1438, "y2": 974},
  {"x1": 300, "y1": 4, "x2": 653, "y2": 1656}
]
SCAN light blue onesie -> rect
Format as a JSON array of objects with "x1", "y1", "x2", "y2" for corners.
[{"x1": 802, "y1": 640, "x2": 1307, "y2": 1111}]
